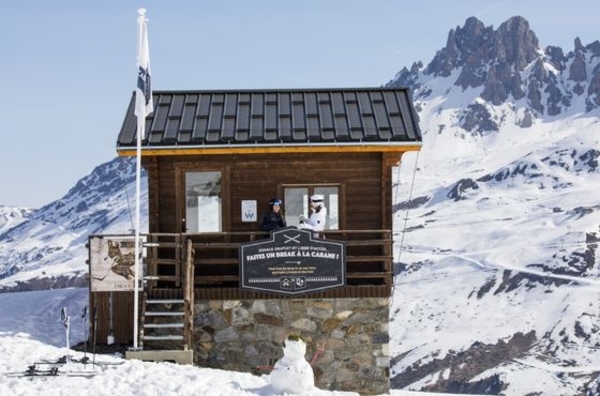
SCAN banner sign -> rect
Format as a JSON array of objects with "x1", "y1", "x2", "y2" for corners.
[
  {"x1": 89, "y1": 236, "x2": 142, "y2": 292},
  {"x1": 239, "y1": 227, "x2": 345, "y2": 296}
]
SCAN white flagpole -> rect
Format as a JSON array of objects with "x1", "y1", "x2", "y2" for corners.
[
  {"x1": 133, "y1": 94, "x2": 142, "y2": 348},
  {"x1": 133, "y1": 8, "x2": 153, "y2": 350}
]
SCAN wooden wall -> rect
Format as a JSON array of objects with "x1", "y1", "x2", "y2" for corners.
[
  {"x1": 143, "y1": 152, "x2": 391, "y2": 234},
  {"x1": 89, "y1": 291, "x2": 134, "y2": 345}
]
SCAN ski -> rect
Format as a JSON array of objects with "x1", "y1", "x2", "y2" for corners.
[
  {"x1": 35, "y1": 355, "x2": 124, "y2": 367},
  {"x1": 27, "y1": 365, "x2": 59, "y2": 376},
  {"x1": 35, "y1": 355, "x2": 89, "y2": 365},
  {"x1": 31, "y1": 307, "x2": 124, "y2": 370},
  {"x1": 4, "y1": 365, "x2": 98, "y2": 378}
]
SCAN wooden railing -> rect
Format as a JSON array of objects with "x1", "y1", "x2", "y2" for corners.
[
  {"x1": 144, "y1": 229, "x2": 393, "y2": 299},
  {"x1": 183, "y1": 238, "x2": 194, "y2": 349}
]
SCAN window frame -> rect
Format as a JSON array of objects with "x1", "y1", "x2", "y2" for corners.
[
  {"x1": 177, "y1": 165, "x2": 230, "y2": 233},
  {"x1": 279, "y1": 183, "x2": 344, "y2": 230}
]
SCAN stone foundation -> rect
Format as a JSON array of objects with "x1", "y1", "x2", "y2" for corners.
[{"x1": 193, "y1": 297, "x2": 390, "y2": 394}]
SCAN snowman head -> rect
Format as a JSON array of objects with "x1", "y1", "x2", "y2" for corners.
[{"x1": 283, "y1": 335, "x2": 307, "y2": 360}]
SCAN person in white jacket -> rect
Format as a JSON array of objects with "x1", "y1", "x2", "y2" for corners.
[{"x1": 299, "y1": 194, "x2": 327, "y2": 232}]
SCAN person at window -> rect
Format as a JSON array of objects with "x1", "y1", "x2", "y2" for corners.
[
  {"x1": 299, "y1": 194, "x2": 327, "y2": 232},
  {"x1": 260, "y1": 198, "x2": 286, "y2": 232}
]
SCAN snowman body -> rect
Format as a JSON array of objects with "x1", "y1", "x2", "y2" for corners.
[{"x1": 270, "y1": 338, "x2": 315, "y2": 394}]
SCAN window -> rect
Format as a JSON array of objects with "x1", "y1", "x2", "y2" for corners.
[
  {"x1": 283, "y1": 185, "x2": 339, "y2": 230},
  {"x1": 185, "y1": 171, "x2": 222, "y2": 232}
]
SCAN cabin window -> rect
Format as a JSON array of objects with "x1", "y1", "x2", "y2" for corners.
[
  {"x1": 185, "y1": 171, "x2": 222, "y2": 232},
  {"x1": 283, "y1": 185, "x2": 339, "y2": 230}
]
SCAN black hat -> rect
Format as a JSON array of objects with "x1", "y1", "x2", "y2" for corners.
[{"x1": 269, "y1": 198, "x2": 282, "y2": 206}]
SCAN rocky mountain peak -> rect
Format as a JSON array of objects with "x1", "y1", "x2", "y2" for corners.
[
  {"x1": 493, "y1": 16, "x2": 539, "y2": 71},
  {"x1": 387, "y1": 15, "x2": 600, "y2": 132},
  {"x1": 426, "y1": 16, "x2": 538, "y2": 83}
]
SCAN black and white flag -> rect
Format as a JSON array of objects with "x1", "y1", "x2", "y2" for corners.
[{"x1": 135, "y1": 8, "x2": 153, "y2": 136}]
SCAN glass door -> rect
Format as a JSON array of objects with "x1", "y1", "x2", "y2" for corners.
[{"x1": 185, "y1": 171, "x2": 222, "y2": 232}]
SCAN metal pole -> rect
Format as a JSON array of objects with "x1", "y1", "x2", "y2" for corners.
[
  {"x1": 133, "y1": 7, "x2": 152, "y2": 349},
  {"x1": 133, "y1": 115, "x2": 143, "y2": 349}
]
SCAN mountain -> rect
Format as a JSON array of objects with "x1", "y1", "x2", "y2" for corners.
[
  {"x1": 389, "y1": 15, "x2": 600, "y2": 124},
  {"x1": 0, "y1": 158, "x2": 147, "y2": 292},
  {"x1": 1, "y1": 14, "x2": 599, "y2": 396},
  {"x1": 386, "y1": 16, "x2": 600, "y2": 395}
]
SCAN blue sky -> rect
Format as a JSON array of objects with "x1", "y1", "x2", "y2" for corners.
[{"x1": 1, "y1": 0, "x2": 599, "y2": 208}]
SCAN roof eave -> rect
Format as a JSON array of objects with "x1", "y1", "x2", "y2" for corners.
[{"x1": 116, "y1": 141, "x2": 423, "y2": 157}]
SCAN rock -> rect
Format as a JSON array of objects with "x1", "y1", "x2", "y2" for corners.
[{"x1": 569, "y1": 50, "x2": 587, "y2": 82}]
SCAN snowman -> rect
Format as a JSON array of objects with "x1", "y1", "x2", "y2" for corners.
[{"x1": 270, "y1": 335, "x2": 315, "y2": 394}]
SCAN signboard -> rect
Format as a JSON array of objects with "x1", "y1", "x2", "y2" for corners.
[
  {"x1": 239, "y1": 227, "x2": 345, "y2": 296},
  {"x1": 241, "y1": 200, "x2": 257, "y2": 222},
  {"x1": 89, "y1": 236, "x2": 143, "y2": 292}
]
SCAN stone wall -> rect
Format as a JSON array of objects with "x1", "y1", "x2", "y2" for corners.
[{"x1": 193, "y1": 297, "x2": 390, "y2": 395}]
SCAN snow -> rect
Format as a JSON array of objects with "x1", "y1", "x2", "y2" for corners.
[
  {"x1": 389, "y1": 98, "x2": 600, "y2": 394},
  {"x1": 271, "y1": 338, "x2": 314, "y2": 394},
  {"x1": 0, "y1": 288, "x2": 469, "y2": 396}
]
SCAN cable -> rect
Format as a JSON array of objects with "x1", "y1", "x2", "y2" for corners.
[{"x1": 391, "y1": 151, "x2": 421, "y2": 301}]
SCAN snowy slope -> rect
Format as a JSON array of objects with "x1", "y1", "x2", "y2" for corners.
[
  {"x1": 387, "y1": 17, "x2": 600, "y2": 395},
  {"x1": 0, "y1": 158, "x2": 147, "y2": 291},
  {"x1": 0, "y1": 289, "x2": 476, "y2": 396}
]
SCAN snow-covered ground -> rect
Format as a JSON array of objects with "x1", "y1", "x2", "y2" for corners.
[
  {"x1": 388, "y1": 103, "x2": 600, "y2": 394},
  {"x1": 0, "y1": 288, "x2": 475, "y2": 396}
]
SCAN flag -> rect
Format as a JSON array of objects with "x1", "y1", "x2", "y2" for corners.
[{"x1": 135, "y1": 8, "x2": 153, "y2": 136}]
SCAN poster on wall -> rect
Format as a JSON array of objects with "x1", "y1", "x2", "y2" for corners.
[
  {"x1": 89, "y1": 236, "x2": 144, "y2": 292},
  {"x1": 241, "y1": 200, "x2": 257, "y2": 222}
]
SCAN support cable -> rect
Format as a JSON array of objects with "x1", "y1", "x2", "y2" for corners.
[{"x1": 391, "y1": 151, "x2": 420, "y2": 301}]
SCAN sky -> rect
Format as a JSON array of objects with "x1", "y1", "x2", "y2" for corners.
[
  {"x1": 0, "y1": 288, "x2": 473, "y2": 395},
  {"x1": 2, "y1": 0, "x2": 600, "y2": 208}
]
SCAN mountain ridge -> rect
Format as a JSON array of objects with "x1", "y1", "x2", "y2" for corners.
[
  {"x1": 0, "y1": 158, "x2": 147, "y2": 291},
  {"x1": 388, "y1": 15, "x2": 600, "y2": 131}
]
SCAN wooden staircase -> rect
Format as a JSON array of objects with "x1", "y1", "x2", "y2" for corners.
[
  {"x1": 141, "y1": 297, "x2": 187, "y2": 346},
  {"x1": 127, "y1": 239, "x2": 195, "y2": 364}
]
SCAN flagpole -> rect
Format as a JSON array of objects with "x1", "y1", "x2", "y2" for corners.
[
  {"x1": 133, "y1": 109, "x2": 143, "y2": 350},
  {"x1": 133, "y1": 7, "x2": 153, "y2": 350}
]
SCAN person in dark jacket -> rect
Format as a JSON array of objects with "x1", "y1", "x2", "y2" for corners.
[{"x1": 260, "y1": 198, "x2": 286, "y2": 232}]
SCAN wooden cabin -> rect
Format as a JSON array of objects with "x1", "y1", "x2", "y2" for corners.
[{"x1": 90, "y1": 87, "x2": 422, "y2": 394}]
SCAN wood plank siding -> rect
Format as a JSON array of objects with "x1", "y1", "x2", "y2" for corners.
[{"x1": 144, "y1": 152, "x2": 389, "y2": 234}]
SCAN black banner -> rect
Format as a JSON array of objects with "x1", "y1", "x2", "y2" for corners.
[{"x1": 239, "y1": 227, "x2": 345, "y2": 296}]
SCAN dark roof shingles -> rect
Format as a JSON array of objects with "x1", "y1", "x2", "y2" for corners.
[{"x1": 117, "y1": 87, "x2": 422, "y2": 149}]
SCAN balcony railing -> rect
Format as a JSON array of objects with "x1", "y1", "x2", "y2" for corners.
[{"x1": 141, "y1": 229, "x2": 393, "y2": 300}]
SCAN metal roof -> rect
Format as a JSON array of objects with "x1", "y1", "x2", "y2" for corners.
[{"x1": 116, "y1": 87, "x2": 422, "y2": 154}]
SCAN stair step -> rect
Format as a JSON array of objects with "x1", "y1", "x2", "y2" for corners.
[
  {"x1": 145, "y1": 311, "x2": 185, "y2": 317},
  {"x1": 146, "y1": 299, "x2": 184, "y2": 304},
  {"x1": 144, "y1": 323, "x2": 184, "y2": 329},
  {"x1": 142, "y1": 335, "x2": 185, "y2": 341}
]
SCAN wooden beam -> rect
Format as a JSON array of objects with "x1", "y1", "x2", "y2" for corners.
[{"x1": 118, "y1": 144, "x2": 421, "y2": 157}]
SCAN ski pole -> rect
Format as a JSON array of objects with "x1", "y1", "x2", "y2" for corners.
[
  {"x1": 61, "y1": 307, "x2": 71, "y2": 366},
  {"x1": 92, "y1": 306, "x2": 98, "y2": 366},
  {"x1": 81, "y1": 306, "x2": 88, "y2": 364}
]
